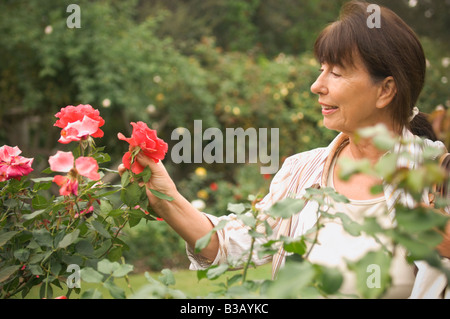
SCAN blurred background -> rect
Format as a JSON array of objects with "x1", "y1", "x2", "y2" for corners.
[{"x1": 0, "y1": 0, "x2": 448, "y2": 272}]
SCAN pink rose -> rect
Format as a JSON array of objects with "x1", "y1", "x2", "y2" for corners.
[
  {"x1": 0, "y1": 145, "x2": 34, "y2": 182},
  {"x1": 118, "y1": 121, "x2": 168, "y2": 174},
  {"x1": 48, "y1": 151, "x2": 101, "y2": 196}
]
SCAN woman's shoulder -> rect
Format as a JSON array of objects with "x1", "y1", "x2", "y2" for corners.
[
  {"x1": 277, "y1": 147, "x2": 329, "y2": 178},
  {"x1": 282, "y1": 133, "x2": 347, "y2": 168},
  {"x1": 284, "y1": 147, "x2": 328, "y2": 165}
]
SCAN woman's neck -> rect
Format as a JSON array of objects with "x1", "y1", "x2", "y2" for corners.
[{"x1": 344, "y1": 135, "x2": 386, "y2": 164}]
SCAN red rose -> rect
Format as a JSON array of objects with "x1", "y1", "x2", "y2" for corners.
[
  {"x1": 54, "y1": 104, "x2": 105, "y2": 143},
  {"x1": 118, "y1": 121, "x2": 168, "y2": 174}
]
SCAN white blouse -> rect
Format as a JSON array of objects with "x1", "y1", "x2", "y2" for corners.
[
  {"x1": 186, "y1": 130, "x2": 449, "y2": 298},
  {"x1": 303, "y1": 156, "x2": 416, "y2": 298}
]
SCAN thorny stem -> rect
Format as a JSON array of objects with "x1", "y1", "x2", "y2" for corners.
[
  {"x1": 100, "y1": 212, "x2": 129, "y2": 259},
  {"x1": 241, "y1": 236, "x2": 255, "y2": 284}
]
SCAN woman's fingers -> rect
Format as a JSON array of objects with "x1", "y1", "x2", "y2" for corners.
[{"x1": 118, "y1": 164, "x2": 127, "y2": 176}]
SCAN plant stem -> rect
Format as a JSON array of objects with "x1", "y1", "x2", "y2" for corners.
[
  {"x1": 241, "y1": 236, "x2": 255, "y2": 284},
  {"x1": 100, "y1": 214, "x2": 129, "y2": 258}
]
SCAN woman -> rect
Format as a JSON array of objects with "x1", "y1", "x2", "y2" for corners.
[{"x1": 120, "y1": 1, "x2": 449, "y2": 298}]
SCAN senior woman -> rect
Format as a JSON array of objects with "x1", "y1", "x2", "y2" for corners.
[{"x1": 121, "y1": 1, "x2": 449, "y2": 298}]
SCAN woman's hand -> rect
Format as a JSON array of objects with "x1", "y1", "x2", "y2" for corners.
[{"x1": 118, "y1": 152, "x2": 178, "y2": 208}]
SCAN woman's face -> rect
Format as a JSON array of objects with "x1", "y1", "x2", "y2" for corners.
[{"x1": 310, "y1": 54, "x2": 393, "y2": 135}]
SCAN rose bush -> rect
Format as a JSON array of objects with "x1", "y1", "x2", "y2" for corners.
[{"x1": 0, "y1": 104, "x2": 171, "y2": 299}]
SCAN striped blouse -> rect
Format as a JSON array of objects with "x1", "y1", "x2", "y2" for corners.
[{"x1": 187, "y1": 128, "x2": 449, "y2": 298}]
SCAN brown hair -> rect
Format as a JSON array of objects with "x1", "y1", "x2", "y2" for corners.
[{"x1": 314, "y1": 0, "x2": 436, "y2": 140}]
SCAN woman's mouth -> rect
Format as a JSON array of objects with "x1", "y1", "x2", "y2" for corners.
[{"x1": 320, "y1": 103, "x2": 339, "y2": 115}]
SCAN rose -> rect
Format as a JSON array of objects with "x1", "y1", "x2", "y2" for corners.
[
  {"x1": 48, "y1": 151, "x2": 101, "y2": 196},
  {"x1": 54, "y1": 104, "x2": 105, "y2": 144},
  {"x1": 117, "y1": 121, "x2": 168, "y2": 174},
  {"x1": 58, "y1": 115, "x2": 103, "y2": 144},
  {"x1": 0, "y1": 145, "x2": 34, "y2": 182}
]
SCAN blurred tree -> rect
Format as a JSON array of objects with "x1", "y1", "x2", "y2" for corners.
[{"x1": 0, "y1": 0, "x2": 219, "y2": 174}]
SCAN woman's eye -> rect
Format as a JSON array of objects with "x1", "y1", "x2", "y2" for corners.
[{"x1": 331, "y1": 70, "x2": 341, "y2": 77}]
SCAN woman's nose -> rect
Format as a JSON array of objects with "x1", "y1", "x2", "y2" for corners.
[{"x1": 310, "y1": 74, "x2": 328, "y2": 96}]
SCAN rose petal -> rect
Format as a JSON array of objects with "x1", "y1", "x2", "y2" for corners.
[
  {"x1": 130, "y1": 158, "x2": 145, "y2": 174},
  {"x1": 49, "y1": 151, "x2": 74, "y2": 173},
  {"x1": 75, "y1": 157, "x2": 101, "y2": 180},
  {"x1": 53, "y1": 175, "x2": 78, "y2": 196},
  {"x1": 121, "y1": 152, "x2": 132, "y2": 170},
  {"x1": 117, "y1": 133, "x2": 136, "y2": 146},
  {"x1": 0, "y1": 145, "x2": 21, "y2": 162},
  {"x1": 53, "y1": 175, "x2": 67, "y2": 186}
]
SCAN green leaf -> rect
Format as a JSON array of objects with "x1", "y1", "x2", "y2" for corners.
[
  {"x1": 0, "y1": 265, "x2": 21, "y2": 283},
  {"x1": 81, "y1": 288, "x2": 103, "y2": 299},
  {"x1": 107, "y1": 247, "x2": 124, "y2": 262},
  {"x1": 267, "y1": 197, "x2": 306, "y2": 219},
  {"x1": 390, "y1": 231, "x2": 432, "y2": 260},
  {"x1": 22, "y1": 209, "x2": 46, "y2": 221},
  {"x1": 194, "y1": 219, "x2": 228, "y2": 253},
  {"x1": 31, "y1": 195, "x2": 48, "y2": 210},
  {"x1": 108, "y1": 208, "x2": 126, "y2": 217},
  {"x1": 335, "y1": 213, "x2": 362, "y2": 236},
  {"x1": 91, "y1": 220, "x2": 111, "y2": 239},
  {"x1": 206, "y1": 264, "x2": 229, "y2": 280},
  {"x1": 0, "y1": 231, "x2": 18, "y2": 246},
  {"x1": 417, "y1": 229, "x2": 444, "y2": 247},
  {"x1": 395, "y1": 205, "x2": 449, "y2": 232},
  {"x1": 283, "y1": 237, "x2": 307, "y2": 256},
  {"x1": 197, "y1": 268, "x2": 208, "y2": 282},
  {"x1": 314, "y1": 265, "x2": 343, "y2": 295},
  {"x1": 149, "y1": 188, "x2": 174, "y2": 201},
  {"x1": 112, "y1": 264, "x2": 134, "y2": 277},
  {"x1": 141, "y1": 166, "x2": 152, "y2": 183},
  {"x1": 374, "y1": 152, "x2": 398, "y2": 178},
  {"x1": 75, "y1": 240, "x2": 95, "y2": 256},
  {"x1": 267, "y1": 261, "x2": 315, "y2": 298},
  {"x1": 100, "y1": 200, "x2": 113, "y2": 214},
  {"x1": 32, "y1": 229, "x2": 53, "y2": 248},
  {"x1": 121, "y1": 183, "x2": 147, "y2": 207},
  {"x1": 337, "y1": 158, "x2": 372, "y2": 181},
  {"x1": 347, "y1": 250, "x2": 391, "y2": 299},
  {"x1": 159, "y1": 268, "x2": 175, "y2": 286},
  {"x1": 97, "y1": 259, "x2": 120, "y2": 275},
  {"x1": 80, "y1": 267, "x2": 104, "y2": 283},
  {"x1": 32, "y1": 177, "x2": 53, "y2": 191},
  {"x1": 93, "y1": 152, "x2": 111, "y2": 164},
  {"x1": 373, "y1": 134, "x2": 396, "y2": 151},
  {"x1": 120, "y1": 170, "x2": 130, "y2": 188},
  {"x1": 39, "y1": 281, "x2": 53, "y2": 299},
  {"x1": 14, "y1": 249, "x2": 30, "y2": 262},
  {"x1": 58, "y1": 229, "x2": 80, "y2": 249},
  {"x1": 104, "y1": 280, "x2": 125, "y2": 299},
  {"x1": 238, "y1": 213, "x2": 256, "y2": 227},
  {"x1": 227, "y1": 203, "x2": 246, "y2": 214}
]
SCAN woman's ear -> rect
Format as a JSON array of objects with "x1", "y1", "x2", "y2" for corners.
[{"x1": 376, "y1": 76, "x2": 397, "y2": 109}]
